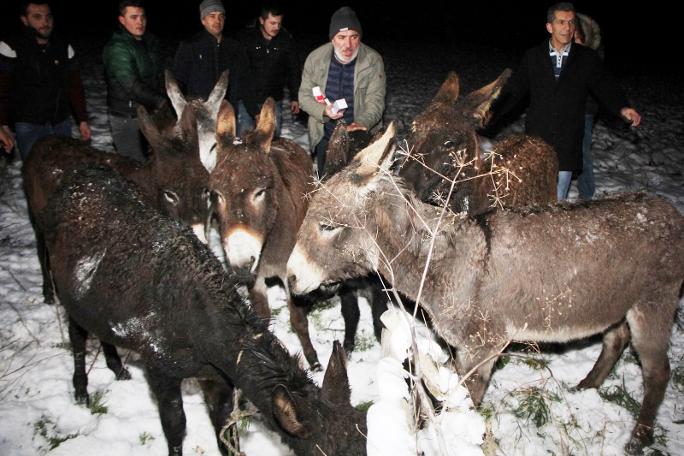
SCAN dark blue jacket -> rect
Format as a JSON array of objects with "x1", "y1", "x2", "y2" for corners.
[{"x1": 172, "y1": 29, "x2": 258, "y2": 117}]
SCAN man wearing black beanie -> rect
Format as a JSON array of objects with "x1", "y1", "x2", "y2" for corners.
[{"x1": 299, "y1": 6, "x2": 386, "y2": 174}]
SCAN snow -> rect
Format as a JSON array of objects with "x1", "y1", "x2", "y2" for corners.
[{"x1": 1, "y1": 35, "x2": 683, "y2": 456}]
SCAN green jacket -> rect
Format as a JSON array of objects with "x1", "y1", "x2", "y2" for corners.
[
  {"x1": 299, "y1": 42, "x2": 386, "y2": 149},
  {"x1": 103, "y1": 29, "x2": 165, "y2": 117}
]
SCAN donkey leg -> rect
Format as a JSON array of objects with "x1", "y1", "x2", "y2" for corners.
[
  {"x1": 147, "y1": 369, "x2": 186, "y2": 456},
  {"x1": 36, "y1": 229, "x2": 55, "y2": 304},
  {"x1": 102, "y1": 343, "x2": 131, "y2": 380},
  {"x1": 198, "y1": 378, "x2": 235, "y2": 456},
  {"x1": 248, "y1": 276, "x2": 272, "y2": 320},
  {"x1": 68, "y1": 317, "x2": 89, "y2": 405},
  {"x1": 455, "y1": 347, "x2": 499, "y2": 406},
  {"x1": 576, "y1": 321, "x2": 630, "y2": 390},
  {"x1": 623, "y1": 305, "x2": 673, "y2": 454},
  {"x1": 339, "y1": 284, "x2": 360, "y2": 353},
  {"x1": 290, "y1": 294, "x2": 321, "y2": 370},
  {"x1": 368, "y1": 279, "x2": 389, "y2": 342}
]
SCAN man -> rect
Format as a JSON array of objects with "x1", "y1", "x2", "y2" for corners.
[
  {"x1": 172, "y1": 0, "x2": 258, "y2": 132},
  {"x1": 103, "y1": 0, "x2": 165, "y2": 162},
  {"x1": 238, "y1": 4, "x2": 301, "y2": 138},
  {"x1": 0, "y1": 1, "x2": 91, "y2": 160},
  {"x1": 299, "y1": 6, "x2": 386, "y2": 174},
  {"x1": 494, "y1": 2, "x2": 640, "y2": 200}
]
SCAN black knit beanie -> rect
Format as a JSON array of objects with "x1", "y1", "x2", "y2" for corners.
[{"x1": 329, "y1": 6, "x2": 362, "y2": 40}]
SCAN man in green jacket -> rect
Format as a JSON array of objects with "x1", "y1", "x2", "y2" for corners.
[
  {"x1": 299, "y1": 6, "x2": 386, "y2": 174},
  {"x1": 103, "y1": 0, "x2": 165, "y2": 162}
]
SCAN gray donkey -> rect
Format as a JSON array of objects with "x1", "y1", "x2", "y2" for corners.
[{"x1": 287, "y1": 123, "x2": 684, "y2": 455}]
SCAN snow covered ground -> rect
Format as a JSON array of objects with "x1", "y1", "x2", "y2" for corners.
[{"x1": 1, "y1": 36, "x2": 683, "y2": 455}]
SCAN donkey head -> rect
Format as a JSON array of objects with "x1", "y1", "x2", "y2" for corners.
[
  {"x1": 208, "y1": 98, "x2": 280, "y2": 271},
  {"x1": 138, "y1": 104, "x2": 210, "y2": 242},
  {"x1": 270, "y1": 341, "x2": 366, "y2": 454},
  {"x1": 165, "y1": 69, "x2": 229, "y2": 173},
  {"x1": 287, "y1": 123, "x2": 397, "y2": 294},
  {"x1": 400, "y1": 69, "x2": 511, "y2": 201}
]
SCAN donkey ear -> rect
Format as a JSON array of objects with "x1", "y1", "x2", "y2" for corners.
[
  {"x1": 353, "y1": 121, "x2": 396, "y2": 179},
  {"x1": 137, "y1": 105, "x2": 164, "y2": 153},
  {"x1": 165, "y1": 69, "x2": 187, "y2": 121},
  {"x1": 208, "y1": 100, "x2": 236, "y2": 173},
  {"x1": 321, "y1": 340, "x2": 351, "y2": 405},
  {"x1": 255, "y1": 97, "x2": 276, "y2": 152},
  {"x1": 272, "y1": 385, "x2": 311, "y2": 438},
  {"x1": 207, "y1": 70, "x2": 229, "y2": 107},
  {"x1": 463, "y1": 67, "x2": 511, "y2": 128},
  {"x1": 432, "y1": 71, "x2": 460, "y2": 104}
]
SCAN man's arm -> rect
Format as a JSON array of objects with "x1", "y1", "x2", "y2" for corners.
[
  {"x1": 171, "y1": 40, "x2": 192, "y2": 94},
  {"x1": 66, "y1": 44, "x2": 91, "y2": 141},
  {"x1": 298, "y1": 51, "x2": 326, "y2": 123},
  {"x1": 0, "y1": 40, "x2": 15, "y2": 151},
  {"x1": 284, "y1": 34, "x2": 301, "y2": 113},
  {"x1": 104, "y1": 41, "x2": 165, "y2": 110},
  {"x1": 353, "y1": 53, "x2": 386, "y2": 130}
]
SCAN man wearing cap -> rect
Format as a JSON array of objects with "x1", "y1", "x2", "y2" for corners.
[
  {"x1": 299, "y1": 6, "x2": 386, "y2": 174},
  {"x1": 103, "y1": 0, "x2": 165, "y2": 162},
  {"x1": 172, "y1": 0, "x2": 258, "y2": 130}
]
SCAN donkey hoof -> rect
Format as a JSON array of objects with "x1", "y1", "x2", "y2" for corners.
[
  {"x1": 343, "y1": 340, "x2": 355, "y2": 355},
  {"x1": 74, "y1": 391, "x2": 90, "y2": 406},
  {"x1": 43, "y1": 293, "x2": 55, "y2": 305},
  {"x1": 115, "y1": 368, "x2": 132, "y2": 381},
  {"x1": 309, "y1": 361, "x2": 323, "y2": 372},
  {"x1": 625, "y1": 424, "x2": 653, "y2": 455}
]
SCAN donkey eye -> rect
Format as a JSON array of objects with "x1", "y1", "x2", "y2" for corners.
[
  {"x1": 318, "y1": 222, "x2": 339, "y2": 232},
  {"x1": 163, "y1": 190, "x2": 179, "y2": 205},
  {"x1": 443, "y1": 140, "x2": 454, "y2": 148}
]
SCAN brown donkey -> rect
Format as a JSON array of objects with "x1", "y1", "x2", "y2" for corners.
[
  {"x1": 399, "y1": 69, "x2": 558, "y2": 214},
  {"x1": 287, "y1": 123, "x2": 684, "y2": 454},
  {"x1": 208, "y1": 98, "x2": 323, "y2": 369}
]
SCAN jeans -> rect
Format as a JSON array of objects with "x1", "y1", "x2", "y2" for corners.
[
  {"x1": 237, "y1": 100, "x2": 283, "y2": 138},
  {"x1": 577, "y1": 114, "x2": 595, "y2": 200},
  {"x1": 15, "y1": 119, "x2": 72, "y2": 161},
  {"x1": 313, "y1": 138, "x2": 329, "y2": 178},
  {"x1": 557, "y1": 170, "x2": 573, "y2": 201},
  {"x1": 109, "y1": 113, "x2": 146, "y2": 162}
]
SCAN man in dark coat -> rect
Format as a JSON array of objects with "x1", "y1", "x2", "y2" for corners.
[
  {"x1": 0, "y1": 1, "x2": 91, "y2": 160},
  {"x1": 494, "y1": 2, "x2": 641, "y2": 200},
  {"x1": 172, "y1": 0, "x2": 258, "y2": 130},
  {"x1": 238, "y1": 4, "x2": 301, "y2": 137}
]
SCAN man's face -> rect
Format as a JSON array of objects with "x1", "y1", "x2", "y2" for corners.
[
  {"x1": 119, "y1": 6, "x2": 147, "y2": 39},
  {"x1": 332, "y1": 30, "x2": 360, "y2": 63},
  {"x1": 546, "y1": 10, "x2": 576, "y2": 48},
  {"x1": 201, "y1": 11, "x2": 225, "y2": 38},
  {"x1": 21, "y1": 3, "x2": 53, "y2": 40},
  {"x1": 259, "y1": 13, "x2": 282, "y2": 39}
]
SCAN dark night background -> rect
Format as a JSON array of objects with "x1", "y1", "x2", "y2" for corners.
[{"x1": 0, "y1": 0, "x2": 672, "y2": 76}]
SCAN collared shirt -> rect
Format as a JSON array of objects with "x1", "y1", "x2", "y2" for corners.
[{"x1": 549, "y1": 41, "x2": 572, "y2": 79}]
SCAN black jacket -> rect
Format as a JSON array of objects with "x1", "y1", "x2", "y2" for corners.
[
  {"x1": 0, "y1": 28, "x2": 88, "y2": 125},
  {"x1": 172, "y1": 30, "x2": 258, "y2": 117},
  {"x1": 239, "y1": 26, "x2": 301, "y2": 104},
  {"x1": 496, "y1": 41, "x2": 629, "y2": 171}
]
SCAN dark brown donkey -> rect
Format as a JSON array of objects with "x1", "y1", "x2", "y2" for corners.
[
  {"x1": 23, "y1": 71, "x2": 225, "y2": 304},
  {"x1": 208, "y1": 98, "x2": 322, "y2": 369},
  {"x1": 399, "y1": 69, "x2": 558, "y2": 214},
  {"x1": 40, "y1": 166, "x2": 366, "y2": 456},
  {"x1": 288, "y1": 123, "x2": 684, "y2": 455}
]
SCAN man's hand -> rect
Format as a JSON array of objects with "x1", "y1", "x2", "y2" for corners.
[
  {"x1": 621, "y1": 107, "x2": 641, "y2": 127},
  {"x1": 79, "y1": 121, "x2": 92, "y2": 142},
  {"x1": 290, "y1": 101, "x2": 300, "y2": 115},
  {"x1": 346, "y1": 122, "x2": 367, "y2": 132},
  {"x1": 0, "y1": 125, "x2": 14, "y2": 153},
  {"x1": 324, "y1": 103, "x2": 344, "y2": 120}
]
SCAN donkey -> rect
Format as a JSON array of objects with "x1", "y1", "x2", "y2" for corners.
[
  {"x1": 398, "y1": 69, "x2": 558, "y2": 214},
  {"x1": 207, "y1": 98, "x2": 323, "y2": 369},
  {"x1": 287, "y1": 123, "x2": 684, "y2": 454},
  {"x1": 23, "y1": 71, "x2": 225, "y2": 304},
  {"x1": 40, "y1": 166, "x2": 367, "y2": 456}
]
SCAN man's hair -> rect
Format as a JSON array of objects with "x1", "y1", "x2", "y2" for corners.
[
  {"x1": 547, "y1": 2, "x2": 575, "y2": 23},
  {"x1": 19, "y1": 1, "x2": 50, "y2": 16},
  {"x1": 260, "y1": 4, "x2": 283, "y2": 19},
  {"x1": 119, "y1": 0, "x2": 144, "y2": 16}
]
